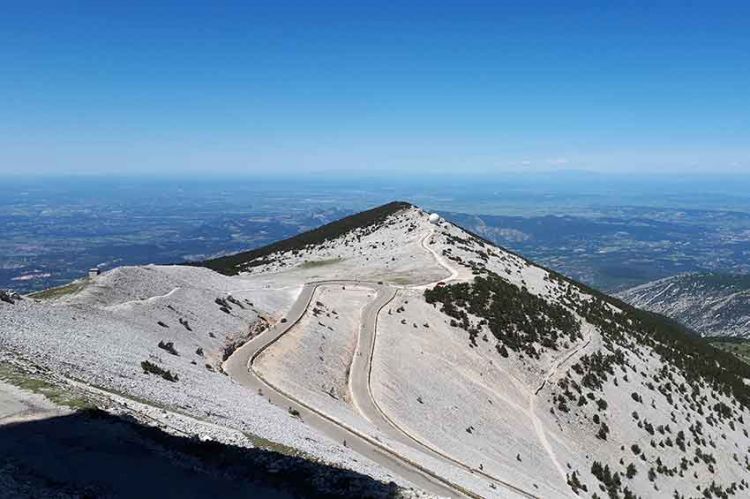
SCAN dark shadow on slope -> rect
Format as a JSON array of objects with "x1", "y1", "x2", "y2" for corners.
[{"x1": 0, "y1": 409, "x2": 401, "y2": 498}]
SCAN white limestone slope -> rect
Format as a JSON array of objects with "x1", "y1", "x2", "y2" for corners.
[
  {"x1": 255, "y1": 284, "x2": 373, "y2": 412},
  {"x1": 0, "y1": 265, "x2": 415, "y2": 494},
  {"x1": 239, "y1": 208, "x2": 449, "y2": 286},
  {"x1": 373, "y1": 290, "x2": 570, "y2": 497},
  {"x1": 367, "y1": 212, "x2": 750, "y2": 498}
]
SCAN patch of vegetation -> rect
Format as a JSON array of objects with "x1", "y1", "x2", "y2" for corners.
[
  {"x1": 242, "y1": 431, "x2": 313, "y2": 459},
  {"x1": 298, "y1": 258, "x2": 342, "y2": 269},
  {"x1": 591, "y1": 461, "x2": 626, "y2": 498},
  {"x1": 423, "y1": 222, "x2": 750, "y2": 496},
  {"x1": 424, "y1": 271, "x2": 581, "y2": 358},
  {"x1": 140, "y1": 361, "x2": 179, "y2": 382},
  {"x1": 0, "y1": 362, "x2": 93, "y2": 410},
  {"x1": 388, "y1": 276, "x2": 414, "y2": 285},
  {"x1": 195, "y1": 201, "x2": 411, "y2": 275},
  {"x1": 566, "y1": 471, "x2": 588, "y2": 494},
  {"x1": 29, "y1": 279, "x2": 89, "y2": 300},
  {"x1": 571, "y1": 351, "x2": 625, "y2": 391},
  {"x1": 682, "y1": 272, "x2": 750, "y2": 290},
  {"x1": 596, "y1": 422, "x2": 610, "y2": 440},
  {"x1": 226, "y1": 295, "x2": 245, "y2": 309},
  {"x1": 625, "y1": 463, "x2": 637, "y2": 479},
  {"x1": 557, "y1": 278, "x2": 750, "y2": 407},
  {"x1": 0, "y1": 290, "x2": 21, "y2": 304},
  {"x1": 710, "y1": 337, "x2": 750, "y2": 366},
  {"x1": 158, "y1": 341, "x2": 179, "y2": 356},
  {"x1": 214, "y1": 296, "x2": 234, "y2": 314},
  {"x1": 288, "y1": 407, "x2": 301, "y2": 418}
]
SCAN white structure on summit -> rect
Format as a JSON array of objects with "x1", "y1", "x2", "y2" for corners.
[
  {"x1": 88, "y1": 268, "x2": 101, "y2": 279},
  {"x1": 428, "y1": 213, "x2": 440, "y2": 224}
]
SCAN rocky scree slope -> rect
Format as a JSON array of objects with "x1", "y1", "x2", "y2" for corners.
[
  {"x1": 0, "y1": 264, "x2": 421, "y2": 497},
  {"x1": 618, "y1": 272, "x2": 750, "y2": 338}
]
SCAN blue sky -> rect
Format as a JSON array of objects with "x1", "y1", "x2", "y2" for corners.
[{"x1": 1, "y1": 1, "x2": 748, "y2": 176}]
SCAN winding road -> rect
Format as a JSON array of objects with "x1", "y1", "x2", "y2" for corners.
[
  {"x1": 225, "y1": 228, "x2": 544, "y2": 498},
  {"x1": 224, "y1": 281, "x2": 472, "y2": 498}
]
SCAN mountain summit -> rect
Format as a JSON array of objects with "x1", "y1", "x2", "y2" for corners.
[{"x1": 2, "y1": 202, "x2": 749, "y2": 498}]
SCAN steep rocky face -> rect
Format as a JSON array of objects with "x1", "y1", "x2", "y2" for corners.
[{"x1": 618, "y1": 273, "x2": 750, "y2": 338}]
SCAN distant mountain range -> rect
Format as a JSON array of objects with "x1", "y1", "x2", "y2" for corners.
[
  {"x1": 618, "y1": 272, "x2": 750, "y2": 338},
  {"x1": 441, "y1": 209, "x2": 750, "y2": 292}
]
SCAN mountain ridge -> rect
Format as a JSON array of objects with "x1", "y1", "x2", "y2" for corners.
[
  {"x1": 618, "y1": 272, "x2": 750, "y2": 338},
  {"x1": 197, "y1": 201, "x2": 413, "y2": 275}
]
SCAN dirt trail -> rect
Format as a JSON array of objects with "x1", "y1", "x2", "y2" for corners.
[
  {"x1": 420, "y1": 229, "x2": 460, "y2": 283},
  {"x1": 529, "y1": 323, "x2": 596, "y2": 482},
  {"x1": 408, "y1": 226, "x2": 593, "y2": 489}
]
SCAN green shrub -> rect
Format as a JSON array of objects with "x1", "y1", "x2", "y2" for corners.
[
  {"x1": 424, "y1": 271, "x2": 580, "y2": 358},
  {"x1": 141, "y1": 360, "x2": 179, "y2": 382},
  {"x1": 158, "y1": 341, "x2": 179, "y2": 356}
]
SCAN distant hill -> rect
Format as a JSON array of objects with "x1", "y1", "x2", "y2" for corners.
[{"x1": 617, "y1": 272, "x2": 750, "y2": 338}]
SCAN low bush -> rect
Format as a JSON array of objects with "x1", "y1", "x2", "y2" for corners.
[
  {"x1": 158, "y1": 341, "x2": 179, "y2": 356},
  {"x1": 141, "y1": 361, "x2": 179, "y2": 382}
]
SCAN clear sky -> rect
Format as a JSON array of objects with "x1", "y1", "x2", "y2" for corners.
[{"x1": 1, "y1": 1, "x2": 748, "y2": 176}]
